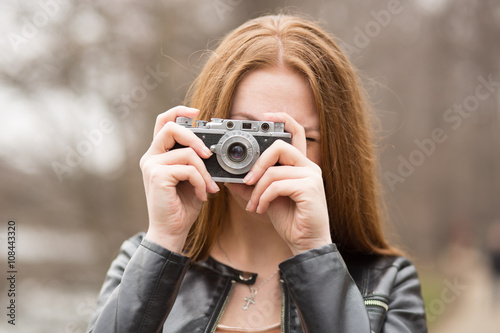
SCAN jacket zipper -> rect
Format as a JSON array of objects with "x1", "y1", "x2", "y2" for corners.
[
  {"x1": 364, "y1": 299, "x2": 389, "y2": 311},
  {"x1": 210, "y1": 280, "x2": 236, "y2": 333},
  {"x1": 279, "y1": 279, "x2": 286, "y2": 333}
]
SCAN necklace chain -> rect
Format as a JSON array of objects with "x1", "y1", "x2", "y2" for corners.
[{"x1": 217, "y1": 238, "x2": 279, "y2": 310}]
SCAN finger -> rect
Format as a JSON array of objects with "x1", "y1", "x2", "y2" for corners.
[
  {"x1": 254, "y1": 179, "x2": 305, "y2": 214},
  {"x1": 149, "y1": 121, "x2": 212, "y2": 158},
  {"x1": 153, "y1": 106, "x2": 200, "y2": 138},
  {"x1": 243, "y1": 140, "x2": 311, "y2": 185},
  {"x1": 146, "y1": 148, "x2": 219, "y2": 193},
  {"x1": 262, "y1": 112, "x2": 306, "y2": 155},
  {"x1": 163, "y1": 164, "x2": 209, "y2": 202},
  {"x1": 246, "y1": 166, "x2": 307, "y2": 212}
]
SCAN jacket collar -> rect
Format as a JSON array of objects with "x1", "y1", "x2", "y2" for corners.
[{"x1": 194, "y1": 256, "x2": 259, "y2": 285}]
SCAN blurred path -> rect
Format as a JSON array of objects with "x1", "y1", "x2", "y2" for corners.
[{"x1": 432, "y1": 257, "x2": 500, "y2": 333}]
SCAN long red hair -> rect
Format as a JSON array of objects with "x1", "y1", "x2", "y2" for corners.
[{"x1": 183, "y1": 14, "x2": 400, "y2": 260}]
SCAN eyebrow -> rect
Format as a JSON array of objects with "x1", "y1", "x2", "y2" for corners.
[{"x1": 231, "y1": 110, "x2": 320, "y2": 133}]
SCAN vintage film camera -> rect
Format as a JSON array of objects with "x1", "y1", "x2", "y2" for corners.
[{"x1": 173, "y1": 117, "x2": 292, "y2": 183}]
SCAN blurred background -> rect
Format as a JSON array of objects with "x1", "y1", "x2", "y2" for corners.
[{"x1": 0, "y1": 0, "x2": 499, "y2": 332}]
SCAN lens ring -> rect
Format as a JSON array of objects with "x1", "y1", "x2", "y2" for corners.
[{"x1": 215, "y1": 131, "x2": 260, "y2": 175}]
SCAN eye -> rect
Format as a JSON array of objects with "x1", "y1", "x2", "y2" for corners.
[{"x1": 306, "y1": 137, "x2": 318, "y2": 143}]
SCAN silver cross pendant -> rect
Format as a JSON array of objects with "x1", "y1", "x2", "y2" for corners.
[{"x1": 242, "y1": 290, "x2": 256, "y2": 310}]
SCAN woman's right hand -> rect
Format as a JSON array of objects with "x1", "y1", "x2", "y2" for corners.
[{"x1": 140, "y1": 106, "x2": 220, "y2": 252}]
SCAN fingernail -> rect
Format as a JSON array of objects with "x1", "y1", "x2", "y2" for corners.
[
  {"x1": 263, "y1": 112, "x2": 279, "y2": 118},
  {"x1": 211, "y1": 180, "x2": 220, "y2": 192},
  {"x1": 243, "y1": 171, "x2": 253, "y2": 184},
  {"x1": 246, "y1": 200, "x2": 252, "y2": 211},
  {"x1": 203, "y1": 146, "x2": 213, "y2": 157}
]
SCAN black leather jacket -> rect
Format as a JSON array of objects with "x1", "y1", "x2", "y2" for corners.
[{"x1": 87, "y1": 233, "x2": 427, "y2": 332}]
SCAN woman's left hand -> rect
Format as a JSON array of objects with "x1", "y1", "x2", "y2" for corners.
[{"x1": 244, "y1": 113, "x2": 332, "y2": 255}]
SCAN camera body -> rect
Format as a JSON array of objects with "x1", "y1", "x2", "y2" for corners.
[{"x1": 174, "y1": 117, "x2": 292, "y2": 183}]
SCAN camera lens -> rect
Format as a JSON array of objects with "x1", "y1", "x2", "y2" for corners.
[
  {"x1": 215, "y1": 130, "x2": 260, "y2": 175},
  {"x1": 261, "y1": 122, "x2": 270, "y2": 132},
  {"x1": 227, "y1": 142, "x2": 247, "y2": 162}
]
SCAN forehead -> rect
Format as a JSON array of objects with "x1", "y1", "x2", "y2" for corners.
[{"x1": 229, "y1": 67, "x2": 318, "y2": 130}]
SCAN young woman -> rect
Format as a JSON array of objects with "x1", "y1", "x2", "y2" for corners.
[{"x1": 88, "y1": 14, "x2": 427, "y2": 333}]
